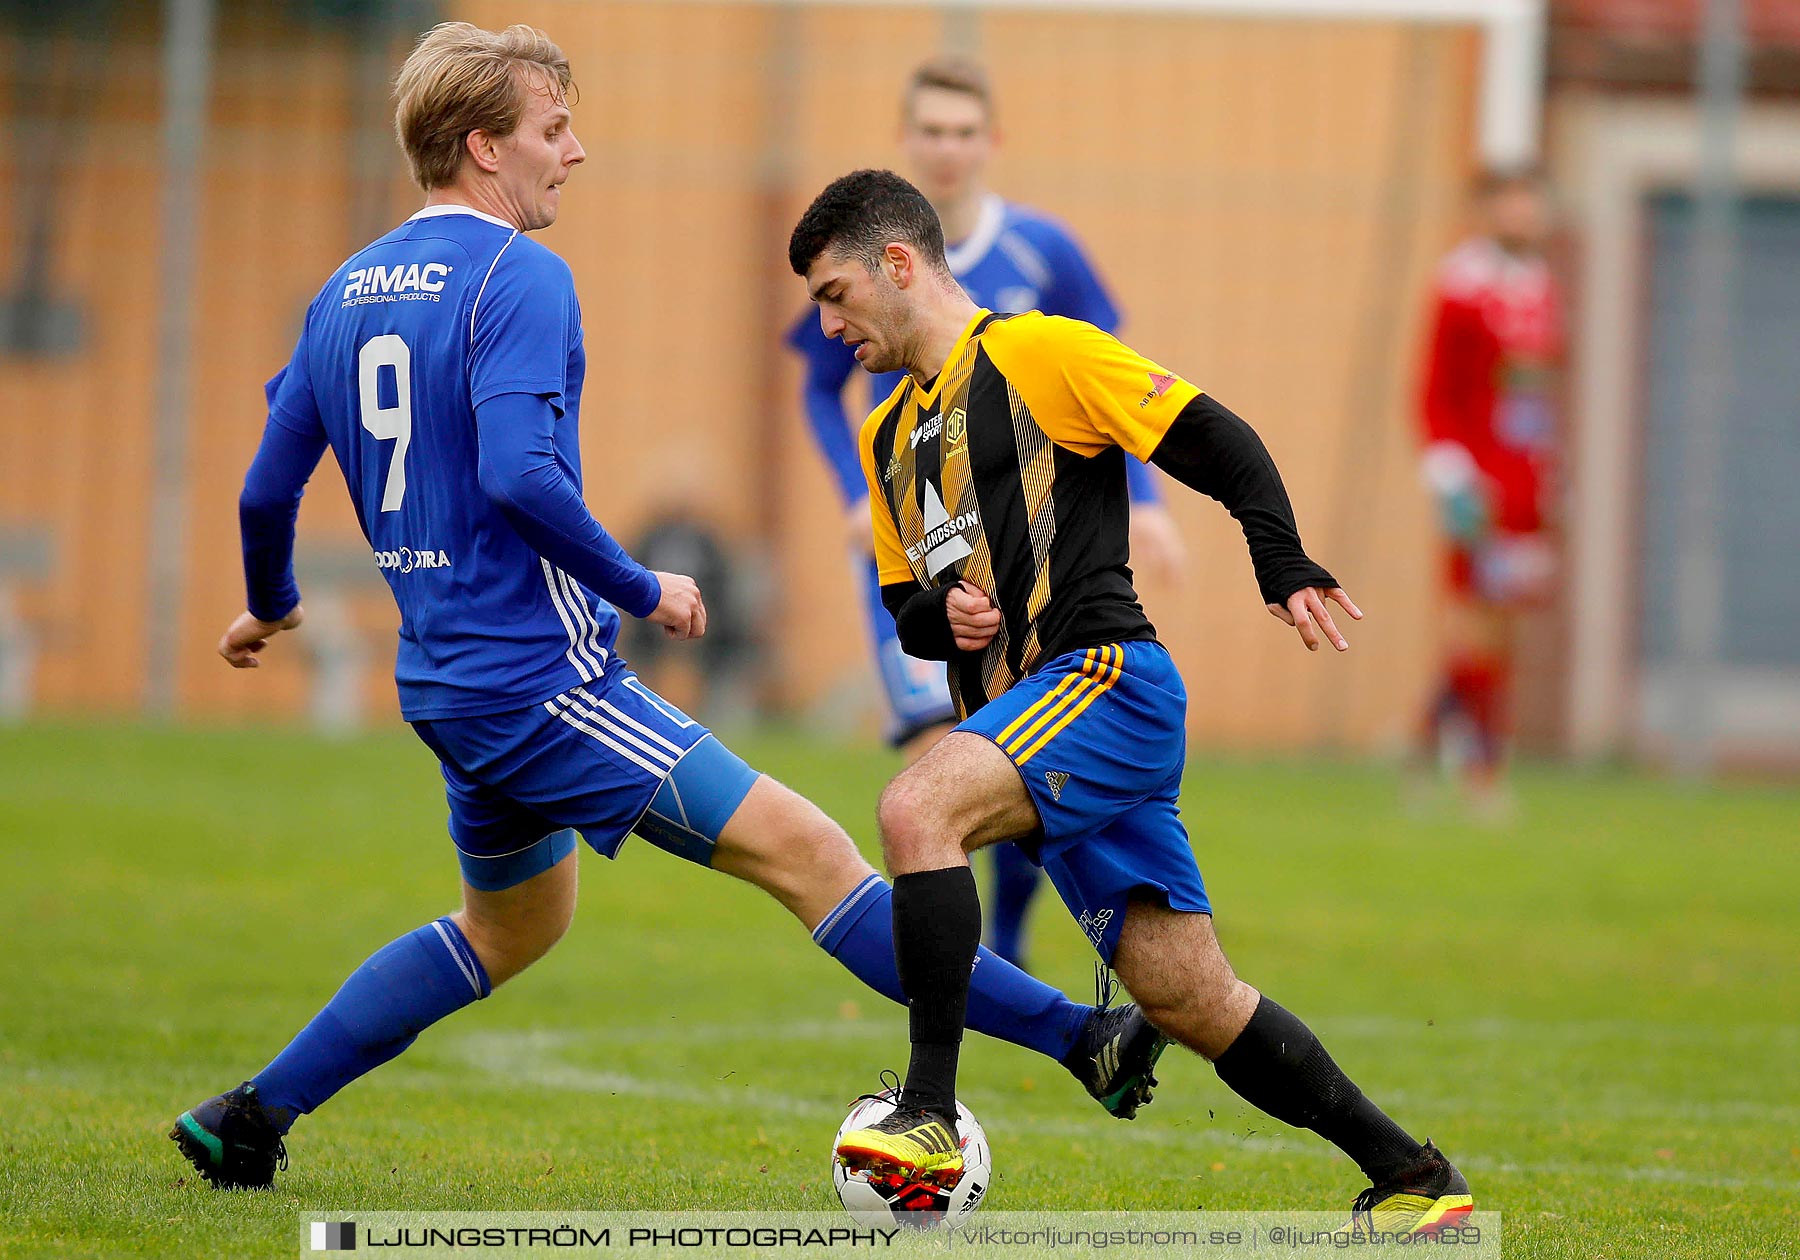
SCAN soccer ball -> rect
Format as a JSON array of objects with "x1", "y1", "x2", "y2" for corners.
[{"x1": 831, "y1": 1089, "x2": 991, "y2": 1228}]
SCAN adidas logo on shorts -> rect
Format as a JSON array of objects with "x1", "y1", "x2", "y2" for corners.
[{"x1": 1044, "y1": 770, "x2": 1070, "y2": 801}]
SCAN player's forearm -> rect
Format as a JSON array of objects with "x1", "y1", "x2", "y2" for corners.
[
  {"x1": 240, "y1": 499, "x2": 302, "y2": 624},
  {"x1": 488, "y1": 473, "x2": 660, "y2": 619},
  {"x1": 1148, "y1": 394, "x2": 1336, "y2": 605},
  {"x1": 881, "y1": 580, "x2": 959, "y2": 661},
  {"x1": 474, "y1": 393, "x2": 661, "y2": 619},
  {"x1": 801, "y1": 378, "x2": 868, "y2": 504},
  {"x1": 239, "y1": 417, "x2": 326, "y2": 622}
]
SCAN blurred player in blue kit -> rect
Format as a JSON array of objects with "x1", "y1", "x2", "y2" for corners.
[
  {"x1": 788, "y1": 57, "x2": 1184, "y2": 973},
  {"x1": 169, "y1": 22, "x2": 1168, "y2": 1192}
]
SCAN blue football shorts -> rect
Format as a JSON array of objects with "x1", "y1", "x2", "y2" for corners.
[
  {"x1": 859, "y1": 554, "x2": 957, "y2": 747},
  {"x1": 956, "y1": 639, "x2": 1211, "y2": 962},
  {"x1": 411, "y1": 664, "x2": 760, "y2": 891}
]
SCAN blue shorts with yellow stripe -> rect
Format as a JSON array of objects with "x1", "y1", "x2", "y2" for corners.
[{"x1": 958, "y1": 639, "x2": 1211, "y2": 962}]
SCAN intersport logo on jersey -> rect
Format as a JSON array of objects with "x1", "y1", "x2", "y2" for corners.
[
  {"x1": 910, "y1": 413, "x2": 944, "y2": 449},
  {"x1": 342, "y1": 263, "x2": 454, "y2": 305}
]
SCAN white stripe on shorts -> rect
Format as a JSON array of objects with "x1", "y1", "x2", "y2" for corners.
[
  {"x1": 574, "y1": 685, "x2": 685, "y2": 758},
  {"x1": 558, "y1": 692, "x2": 677, "y2": 771},
  {"x1": 543, "y1": 699, "x2": 667, "y2": 777}
]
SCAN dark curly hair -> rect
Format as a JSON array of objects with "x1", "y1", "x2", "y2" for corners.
[{"x1": 788, "y1": 169, "x2": 949, "y2": 278}]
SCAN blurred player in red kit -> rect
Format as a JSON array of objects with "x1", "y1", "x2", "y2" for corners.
[{"x1": 1415, "y1": 166, "x2": 1562, "y2": 813}]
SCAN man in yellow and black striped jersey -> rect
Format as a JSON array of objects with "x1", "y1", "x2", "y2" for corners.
[{"x1": 792, "y1": 170, "x2": 1473, "y2": 1237}]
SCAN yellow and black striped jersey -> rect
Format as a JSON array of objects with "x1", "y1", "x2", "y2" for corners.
[{"x1": 858, "y1": 310, "x2": 1203, "y2": 719}]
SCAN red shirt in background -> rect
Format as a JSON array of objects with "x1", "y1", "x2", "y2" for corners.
[{"x1": 1420, "y1": 237, "x2": 1563, "y2": 535}]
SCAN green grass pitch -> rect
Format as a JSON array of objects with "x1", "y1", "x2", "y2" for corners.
[{"x1": 2, "y1": 723, "x2": 1796, "y2": 1257}]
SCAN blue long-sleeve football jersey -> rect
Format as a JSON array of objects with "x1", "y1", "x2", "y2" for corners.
[{"x1": 238, "y1": 204, "x2": 658, "y2": 720}]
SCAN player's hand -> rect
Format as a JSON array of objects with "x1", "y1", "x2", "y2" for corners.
[
  {"x1": 1129, "y1": 504, "x2": 1187, "y2": 584},
  {"x1": 844, "y1": 497, "x2": 875, "y2": 557},
  {"x1": 648, "y1": 571, "x2": 707, "y2": 641},
  {"x1": 218, "y1": 606, "x2": 305, "y2": 669},
  {"x1": 946, "y1": 580, "x2": 1001, "y2": 652},
  {"x1": 1267, "y1": 586, "x2": 1362, "y2": 653}
]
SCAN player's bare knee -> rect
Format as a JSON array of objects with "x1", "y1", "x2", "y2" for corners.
[
  {"x1": 455, "y1": 895, "x2": 572, "y2": 988},
  {"x1": 876, "y1": 774, "x2": 955, "y2": 869},
  {"x1": 874, "y1": 776, "x2": 914, "y2": 849}
]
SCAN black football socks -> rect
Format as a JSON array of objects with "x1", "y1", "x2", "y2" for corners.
[
  {"x1": 1213, "y1": 994, "x2": 1425, "y2": 1182},
  {"x1": 892, "y1": 866, "x2": 982, "y2": 1119}
]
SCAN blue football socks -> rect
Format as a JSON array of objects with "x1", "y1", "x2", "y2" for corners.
[
  {"x1": 248, "y1": 881, "x2": 1087, "y2": 1131},
  {"x1": 812, "y1": 873, "x2": 1089, "y2": 1061},
  {"x1": 251, "y1": 917, "x2": 490, "y2": 1130}
]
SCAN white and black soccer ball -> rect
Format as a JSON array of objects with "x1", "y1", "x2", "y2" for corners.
[{"x1": 831, "y1": 1089, "x2": 992, "y2": 1228}]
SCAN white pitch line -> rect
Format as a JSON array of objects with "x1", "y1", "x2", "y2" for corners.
[
  {"x1": 1311, "y1": 1016, "x2": 1800, "y2": 1047},
  {"x1": 1374, "y1": 1087, "x2": 1800, "y2": 1126},
  {"x1": 440, "y1": 1030, "x2": 1800, "y2": 1195},
  {"x1": 450, "y1": 1015, "x2": 1800, "y2": 1048},
  {"x1": 456, "y1": 1020, "x2": 902, "y2": 1049}
]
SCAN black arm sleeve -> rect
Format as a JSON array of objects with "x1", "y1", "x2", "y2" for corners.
[
  {"x1": 880, "y1": 580, "x2": 960, "y2": 662},
  {"x1": 1149, "y1": 393, "x2": 1337, "y2": 606}
]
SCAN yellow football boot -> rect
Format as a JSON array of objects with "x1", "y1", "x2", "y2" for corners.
[{"x1": 835, "y1": 1106, "x2": 963, "y2": 1186}]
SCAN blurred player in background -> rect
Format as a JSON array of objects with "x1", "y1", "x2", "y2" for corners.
[
  {"x1": 168, "y1": 22, "x2": 1164, "y2": 1193},
  {"x1": 788, "y1": 56, "x2": 1183, "y2": 972},
  {"x1": 1415, "y1": 167, "x2": 1562, "y2": 815}
]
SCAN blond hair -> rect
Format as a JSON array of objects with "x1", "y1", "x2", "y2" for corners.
[
  {"x1": 393, "y1": 22, "x2": 573, "y2": 191},
  {"x1": 903, "y1": 54, "x2": 993, "y2": 122}
]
